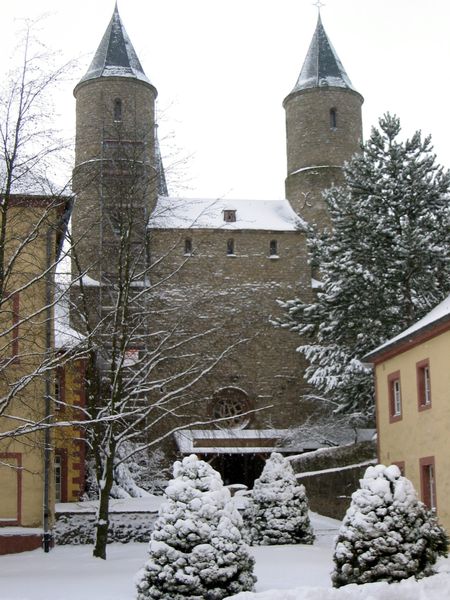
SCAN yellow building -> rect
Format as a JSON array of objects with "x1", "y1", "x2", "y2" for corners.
[
  {"x1": 365, "y1": 295, "x2": 450, "y2": 532},
  {"x1": 0, "y1": 194, "x2": 84, "y2": 554}
]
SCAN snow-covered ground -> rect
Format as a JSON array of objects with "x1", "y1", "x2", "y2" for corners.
[{"x1": 1, "y1": 512, "x2": 449, "y2": 600}]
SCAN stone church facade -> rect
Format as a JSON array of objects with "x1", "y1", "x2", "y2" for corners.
[{"x1": 71, "y1": 7, "x2": 363, "y2": 485}]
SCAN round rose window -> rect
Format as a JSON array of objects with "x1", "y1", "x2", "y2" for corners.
[{"x1": 212, "y1": 387, "x2": 251, "y2": 429}]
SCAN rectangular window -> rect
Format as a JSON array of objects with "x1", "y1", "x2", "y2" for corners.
[
  {"x1": 227, "y1": 239, "x2": 235, "y2": 255},
  {"x1": 420, "y1": 456, "x2": 436, "y2": 510},
  {"x1": 55, "y1": 454, "x2": 62, "y2": 503},
  {"x1": 330, "y1": 107, "x2": 337, "y2": 129},
  {"x1": 184, "y1": 238, "x2": 192, "y2": 255},
  {"x1": 54, "y1": 449, "x2": 68, "y2": 503},
  {"x1": 417, "y1": 359, "x2": 431, "y2": 410},
  {"x1": 269, "y1": 240, "x2": 278, "y2": 257},
  {"x1": 388, "y1": 371, "x2": 402, "y2": 422}
]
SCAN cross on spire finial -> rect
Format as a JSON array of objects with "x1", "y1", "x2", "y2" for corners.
[{"x1": 313, "y1": 0, "x2": 325, "y2": 11}]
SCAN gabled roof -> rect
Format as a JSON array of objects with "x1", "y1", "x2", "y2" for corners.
[
  {"x1": 76, "y1": 4, "x2": 153, "y2": 88},
  {"x1": 364, "y1": 295, "x2": 450, "y2": 364},
  {"x1": 148, "y1": 197, "x2": 306, "y2": 232},
  {"x1": 287, "y1": 14, "x2": 357, "y2": 98}
]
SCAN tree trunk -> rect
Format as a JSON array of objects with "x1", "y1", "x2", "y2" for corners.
[{"x1": 93, "y1": 450, "x2": 115, "y2": 559}]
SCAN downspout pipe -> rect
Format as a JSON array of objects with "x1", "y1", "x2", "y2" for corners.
[{"x1": 43, "y1": 225, "x2": 53, "y2": 553}]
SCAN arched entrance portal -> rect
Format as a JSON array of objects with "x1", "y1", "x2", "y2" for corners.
[{"x1": 210, "y1": 454, "x2": 265, "y2": 488}]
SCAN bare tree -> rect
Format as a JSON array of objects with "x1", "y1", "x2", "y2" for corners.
[
  {"x1": 68, "y1": 121, "x2": 256, "y2": 558},
  {"x1": 0, "y1": 20, "x2": 78, "y2": 550}
]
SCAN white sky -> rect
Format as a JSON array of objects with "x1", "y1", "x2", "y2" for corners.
[{"x1": 1, "y1": 0, "x2": 449, "y2": 199}]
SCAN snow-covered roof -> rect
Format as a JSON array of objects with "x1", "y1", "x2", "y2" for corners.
[
  {"x1": 72, "y1": 274, "x2": 101, "y2": 287},
  {"x1": 76, "y1": 5, "x2": 154, "y2": 89},
  {"x1": 148, "y1": 197, "x2": 305, "y2": 232},
  {"x1": 286, "y1": 14, "x2": 357, "y2": 98},
  {"x1": 365, "y1": 294, "x2": 450, "y2": 362},
  {"x1": 54, "y1": 302, "x2": 84, "y2": 350},
  {"x1": 174, "y1": 429, "x2": 316, "y2": 455}
]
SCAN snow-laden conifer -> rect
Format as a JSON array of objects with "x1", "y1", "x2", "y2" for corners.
[
  {"x1": 244, "y1": 452, "x2": 314, "y2": 545},
  {"x1": 332, "y1": 464, "x2": 448, "y2": 587},
  {"x1": 279, "y1": 114, "x2": 450, "y2": 415},
  {"x1": 135, "y1": 454, "x2": 255, "y2": 600}
]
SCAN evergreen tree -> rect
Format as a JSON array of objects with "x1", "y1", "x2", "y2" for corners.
[
  {"x1": 135, "y1": 454, "x2": 255, "y2": 600},
  {"x1": 244, "y1": 452, "x2": 314, "y2": 545},
  {"x1": 280, "y1": 114, "x2": 450, "y2": 414},
  {"x1": 332, "y1": 464, "x2": 448, "y2": 587}
]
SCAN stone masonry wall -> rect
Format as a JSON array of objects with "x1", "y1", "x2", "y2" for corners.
[
  {"x1": 290, "y1": 442, "x2": 377, "y2": 520},
  {"x1": 284, "y1": 87, "x2": 363, "y2": 226},
  {"x1": 148, "y1": 226, "x2": 315, "y2": 430}
]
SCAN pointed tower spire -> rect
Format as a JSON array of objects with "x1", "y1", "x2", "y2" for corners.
[
  {"x1": 283, "y1": 14, "x2": 363, "y2": 226},
  {"x1": 72, "y1": 5, "x2": 159, "y2": 282},
  {"x1": 288, "y1": 14, "x2": 356, "y2": 97},
  {"x1": 76, "y1": 4, "x2": 153, "y2": 88}
]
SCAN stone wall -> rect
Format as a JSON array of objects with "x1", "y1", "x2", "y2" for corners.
[
  {"x1": 284, "y1": 86, "x2": 363, "y2": 228},
  {"x1": 148, "y1": 227, "x2": 315, "y2": 430},
  {"x1": 290, "y1": 442, "x2": 377, "y2": 520}
]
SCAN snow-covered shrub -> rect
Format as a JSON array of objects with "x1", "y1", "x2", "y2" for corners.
[
  {"x1": 133, "y1": 448, "x2": 172, "y2": 495},
  {"x1": 135, "y1": 454, "x2": 256, "y2": 600},
  {"x1": 55, "y1": 510, "x2": 157, "y2": 545},
  {"x1": 82, "y1": 444, "x2": 170, "y2": 500},
  {"x1": 332, "y1": 464, "x2": 448, "y2": 587},
  {"x1": 244, "y1": 452, "x2": 314, "y2": 545}
]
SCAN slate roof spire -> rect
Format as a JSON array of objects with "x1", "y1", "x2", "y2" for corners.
[
  {"x1": 289, "y1": 14, "x2": 356, "y2": 95},
  {"x1": 77, "y1": 4, "x2": 153, "y2": 87}
]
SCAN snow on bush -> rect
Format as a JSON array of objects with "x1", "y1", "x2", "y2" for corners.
[
  {"x1": 135, "y1": 454, "x2": 256, "y2": 600},
  {"x1": 244, "y1": 452, "x2": 314, "y2": 546},
  {"x1": 332, "y1": 464, "x2": 448, "y2": 587}
]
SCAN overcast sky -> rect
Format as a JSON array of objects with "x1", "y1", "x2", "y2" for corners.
[{"x1": 1, "y1": 0, "x2": 449, "y2": 199}]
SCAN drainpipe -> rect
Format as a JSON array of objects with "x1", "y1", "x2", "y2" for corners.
[{"x1": 43, "y1": 225, "x2": 53, "y2": 553}]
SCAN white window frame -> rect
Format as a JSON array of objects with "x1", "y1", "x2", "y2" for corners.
[{"x1": 393, "y1": 379, "x2": 401, "y2": 416}]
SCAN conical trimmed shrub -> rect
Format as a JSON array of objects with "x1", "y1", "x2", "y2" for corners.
[
  {"x1": 244, "y1": 452, "x2": 314, "y2": 545},
  {"x1": 136, "y1": 454, "x2": 256, "y2": 600},
  {"x1": 332, "y1": 464, "x2": 448, "y2": 587}
]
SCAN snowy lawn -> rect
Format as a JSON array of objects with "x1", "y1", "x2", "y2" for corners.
[{"x1": 1, "y1": 512, "x2": 449, "y2": 600}]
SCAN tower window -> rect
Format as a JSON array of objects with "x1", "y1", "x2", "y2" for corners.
[
  {"x1": 114, "y1": 98, "x2": 122, "y2": 122},
  {"x1": 184, "y1": 238, "x2": 192, "y2": 255},
  {"x1": 227, "y1": 239, "x2": 235, "y2": 255},
  {"x1": 224, "y1": 210, "x2": 236, "y2": 222},
  {"x1": 330, "y1": 107, "x2": 337, "y2": 129},
  {"x1": 269, "y1": 240, "x2": 278, "y2": 256}
]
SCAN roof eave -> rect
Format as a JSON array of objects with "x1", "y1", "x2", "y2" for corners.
[
  {"x1": 283, "y1": 84, "x2": 363, "y2": 108},
  {"x1": 364, "y1": 313, "x2": 450, "y2": 365}
]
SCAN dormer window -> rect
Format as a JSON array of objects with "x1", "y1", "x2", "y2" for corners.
[
  {"x1": 330, "y1": 107, "x2": 337, "y2": 129},
  {"x1": 223, "y1": 210, "x2": 236, "y2": 223},
  {"x1": 114, "y1": 98, "x2": 122, "y2": 122}
]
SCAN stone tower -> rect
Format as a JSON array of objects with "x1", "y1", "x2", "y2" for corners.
[
  {"x1": 72, "y1": 4, "x2": 158, "y2": 282},
  {"x1": 284, "y1": 14, "x2": 363, "y2": 227}
]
